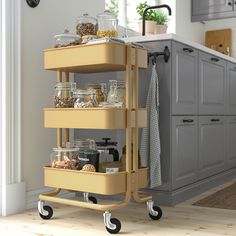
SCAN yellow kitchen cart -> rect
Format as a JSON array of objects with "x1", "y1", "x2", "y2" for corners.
[{"x1": 38, "y1": 42, "x2": 162, "y2": 234}]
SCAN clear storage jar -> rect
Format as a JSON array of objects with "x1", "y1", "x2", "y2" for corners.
[
  {"x1": 54, "y1": 82, "x2": 76, "y2": 108},
  {"x1": 97, "y1": 10, "x2": 118, "y2": 38},
  {"x1": 50, "y1": 147, "x2": 80, "y2": 170},
  {"x1": 85, "y1": 83, "x2": 105, "y2": 103},
  {"x1": 76, "y1": 13, "x2": 97, "y2": 36},
  {"x1": 73, "y1": 89, "x2": 97, "y2": 108},
  {"x1": 54, "y1": 29, "x2": 81, "y2": 48},
  {"x1": 107, "y1": 80, "x2": 125, "y2": 107}
]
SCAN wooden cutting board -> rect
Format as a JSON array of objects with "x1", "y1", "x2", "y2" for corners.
[{"x1": 205, "y1": 28, "x2": 232, "y2": 55}]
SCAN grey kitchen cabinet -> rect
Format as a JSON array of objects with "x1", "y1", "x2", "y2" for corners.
[
  {"x1": 227, "y1": 62, "x2": 236, "y2": 114},
  {"x1": 192, "y1": 0, "x2": 235, "y2": 22},
  {"x1": 172, "y1": 116, "x2": 198, "y2": 189},
  {"x1": 226, "y1": 116, "x2": 236, "y2": 168},
  {"x1": 199, "y1": 52, "x2": 226, "y2": 115},
  {"x1": 172, "y1": 42, "x2": 198, "y2": 115},
  {"x1": 198, "y1": 116, "x2": 226, "y2": 179},
  {"x1": 87, "y1": 39, "x2": 236, "y2": 206}
]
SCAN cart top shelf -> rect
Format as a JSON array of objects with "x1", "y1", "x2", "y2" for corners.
[{"x1": 44, "y1": 42, "x2": 147, "y2": 73}]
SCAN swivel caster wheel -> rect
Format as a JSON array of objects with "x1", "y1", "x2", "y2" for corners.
[
  {"x1": 103, "y1": 211, "x2": 121, "y2": 234},
  {"x1": 38, "y1": 201, "x2": 53, "y2": 220},
  {"x1": 88, "y1": 196, "x2": 97, "y2": 204},
  {"x1": 83, "y1": 192, "x2": 97, "y2": 204},
  {"x1": 147, "y1": 200, "x2": 162, "y2": 221}
]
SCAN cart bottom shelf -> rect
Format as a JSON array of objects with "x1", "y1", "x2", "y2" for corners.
[{"x1": 44, "y1": 167, "x2": 148, "y2": 195}]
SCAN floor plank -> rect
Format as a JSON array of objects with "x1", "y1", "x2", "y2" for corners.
[{"x1": 0, "y1": 181, "x2": 236, "y2": 236}]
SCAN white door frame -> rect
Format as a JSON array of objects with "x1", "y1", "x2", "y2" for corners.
[{"x1": 1, "y1": 0, "x2": 25, "y2": 216}]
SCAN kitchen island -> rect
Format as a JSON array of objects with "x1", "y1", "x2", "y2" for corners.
[{"x1": 122, "y1": 34, "x2": 236, "y2": 205}]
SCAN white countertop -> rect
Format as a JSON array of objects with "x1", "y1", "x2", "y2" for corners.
[{"x1": 122, "y1": 33, "x2": 236, "y2": 64}]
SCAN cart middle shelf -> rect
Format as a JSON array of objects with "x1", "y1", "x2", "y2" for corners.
[{"x1": 44, "y1": 108, "x2": 147, "y2": 129}]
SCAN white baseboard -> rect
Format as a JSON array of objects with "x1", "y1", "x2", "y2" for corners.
[
  {"x1": 26, "y1": 188, "x2": 76, "y2": 210},
  {"x1": 2, "y1": 182, "x2": 26, "y2": 216}
]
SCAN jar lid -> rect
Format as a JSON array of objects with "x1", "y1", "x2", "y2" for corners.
[
  {"x1": 96, "y1": 138, "x2": 117, "y2": 147},
  {"x1": 73, "y1": 89, "x2": 95, "y2": 96},
  {"x1": 98, "y1": 102, "x2": 116, "y2": 108},
  {"x1": 77, "y1": 13, "x2": 96, "y2": 21},
  {"x1": 54, "y1": 82, "x2": 77, "y2": 90},
  {"x1": 54, "y1": 29, "x2": 81, "y2": 40},
  {"x1": 75, "y1": 138, "x2": 95, "y2": 147},
  {"x1": 53, "y1": 147, "x2": 80, "y2": 152},
  {"x1": 79, "y1": 149, "x2": 99, "y2": 155},
  {"x1": 97, "y1": 10, "x2": 117, "y2": 19}
]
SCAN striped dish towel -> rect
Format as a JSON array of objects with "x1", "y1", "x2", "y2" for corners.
[{"x1": 140, "y1": 64, "x2": 161, "y2": 188}]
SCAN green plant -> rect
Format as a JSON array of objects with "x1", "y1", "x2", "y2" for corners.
[
  {"x1": 106, "y1": 0, "x2": 119, "y2": 17},
  {"x1": 136, "y1": 1, "x2": 168, "y2": 25}
]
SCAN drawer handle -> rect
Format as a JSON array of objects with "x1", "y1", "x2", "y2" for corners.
[
  {"x1": 210, "y1": 57, "x2": 220, "y2": 62},
  {"x1": 228, "y1": 1, "x2": 232, "y2": 6},
  {"x1": 183, "y1": 119, "x2": 194, "y2": 123},
  {"x1": 211, "y1": 118, "x2": 220, "y2": 122},
  {"x1": 183, "y1": 48, "x2": 194, "y2": 53}
]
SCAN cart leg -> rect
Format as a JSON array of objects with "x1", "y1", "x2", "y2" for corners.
[
  {"x1": 103, "y1": 211, "x2": 121, "y2": 234},
  {"x1": 147, "y1": 200, "x2": 162, "y2": 220},
  {"x1": 83, "y1": 192, "x2": 97, "y2": 204}
]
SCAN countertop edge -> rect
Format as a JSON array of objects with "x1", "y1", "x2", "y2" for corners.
[{"x1": 122, "y1": 33, "x2": 236, "y2": 64}]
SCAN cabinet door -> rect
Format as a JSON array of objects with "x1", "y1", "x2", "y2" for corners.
[
  {"x1": 198, "y1": 116, "x2": 225, "y2": 179},
  {"x1": 192, "y1": 0, "x2": 233, "y2": 16},
  {"x1": 226, "y1": 117, "x2": 236, "y2": 168},
  {"x1": 199, "y1": 52, "x2": 226, "y2": 114},
  {"x1": 172, "y1": 116, "x2": 198, "y2": 189},
  {"x1": 172, "y1": 42, "x2": 198, "y2": 115},
  {"x1": 227, "y1": 62, "x2": 236, "y2": 114}
]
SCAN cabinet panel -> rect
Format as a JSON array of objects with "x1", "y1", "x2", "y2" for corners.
[
  {"x1": 192, "y1": 0, "x2": 235, "y2": 22},
  {"x1": 172, "y1": 116, "x2": 198, "y2": 189},
  {"x1": 198, "y1": 116, "x2": 225, "y2": 179},
  {"x1": 226, "y1": 117, "x2": 236, "y2": 168},
  {"x1": 192, "y1": 0, "x2": 233, "y2": 16},
  {"x1": 199, "y1": 52, "x2": 226, "y2": 114},
  {"x1": 227, "y1": 62, "x2": 236, "y2": 114},
  {"x1": 172, "y1": 42, "x2": 198, "y2": 115}
]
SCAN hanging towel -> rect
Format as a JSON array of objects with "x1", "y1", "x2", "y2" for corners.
[{"x1": 140, "y1": 63, "x2": 161, "y2": 188}]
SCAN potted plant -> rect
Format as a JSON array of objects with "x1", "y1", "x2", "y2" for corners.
[{"x1": 136, "y1": 1, "x2": 168, "y2": 35}]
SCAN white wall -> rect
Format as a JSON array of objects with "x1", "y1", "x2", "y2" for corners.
[
  {"x1": 175, "y1": 0, "x2": 204, "y2": 44},
  {"x1": 204, "y1": 18, "x2": 236, "y2": 57},
  {"x1": 21, "y1": 0, "x2": 104, "y2": 192}
]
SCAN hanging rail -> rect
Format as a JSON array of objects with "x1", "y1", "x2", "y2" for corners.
[{"x1": 148, "y1": 46, "x2": 170, "y2": 64}]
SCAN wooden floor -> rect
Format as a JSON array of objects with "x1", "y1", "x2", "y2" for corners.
[{"x1": 0, "y1": 180, "x2": 236, "y2": 236}]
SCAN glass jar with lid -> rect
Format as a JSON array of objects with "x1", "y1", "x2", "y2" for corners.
[
  {"x1": 76, "y1": 13, "x2": 97, "y2": 36},
  {"x1": 73, "y1": 89, "x2": 97, "y2": 108},
  {"x1": 54, "y1": 82, "x2": 76, "y2": 108},
  {"x1": 50, "y1": 146, "x2": 80, "y2": 170},
  {"x1": 107, "y1": 80, "x2": 126, "y2": 107},
  {"x1": 54, "y1": 29, "x2": 81, "y2": 48},
  {"x1": 97, "y1": 10, "x2": 118, "y2": 38},
  {"x1": 85, "y1": 83, "x2": 105, "y2": 103}
]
